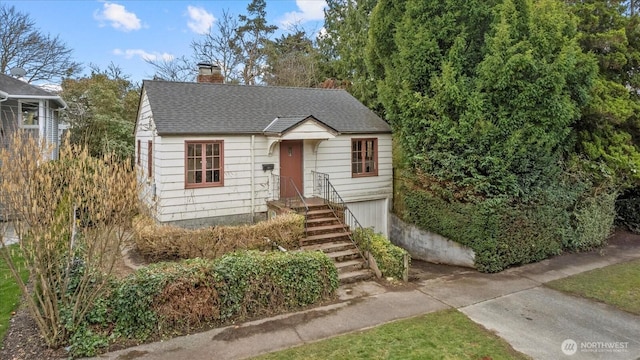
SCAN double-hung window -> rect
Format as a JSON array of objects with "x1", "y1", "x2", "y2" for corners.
[
  {"x1": 185, "y1": 141, "x2": 224, "y2": 188},
  {"x1": 19, "y1": 101, "x2": 39, "y2": 129},
  {"x1": 351, "y1": 138, "x2": 378, "y2": 177}
]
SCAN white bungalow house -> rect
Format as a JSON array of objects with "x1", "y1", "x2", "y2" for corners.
[
  {"x1": 0, "y1": 73, "x2": 66, "y2": 159},
  {"x1": 135, "y1": 68, "x2": 393, "y2": 235}
]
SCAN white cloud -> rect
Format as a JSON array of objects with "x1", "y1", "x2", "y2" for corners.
[
  {"x1": 280, "y1": 0, "x2": 327, "y2": 28},
  {"x1": 113, "y1": 49, "x2": 173, "y2": 62},
  {"x1": 94, "y1": 2, "x2": 142, "y2": 32},
  {"x1": 186, "y1": 6, "x2": 215, "y2": 34}
]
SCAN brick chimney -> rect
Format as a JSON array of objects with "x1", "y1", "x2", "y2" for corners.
[{"x1": 197, "y1": 62, "x2": 224, "y2": 84}]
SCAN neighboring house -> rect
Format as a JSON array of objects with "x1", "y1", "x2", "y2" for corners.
[
  {"x1": 0, "y1": 73, "x2": 66, "y2": 159},
  {"x1": 135, "y1": 68, "x2": 393, "y2": 235}
]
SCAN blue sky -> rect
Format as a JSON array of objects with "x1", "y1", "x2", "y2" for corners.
[{"x1": 4, "y1": 0, "x2": 328, "y2": 84}]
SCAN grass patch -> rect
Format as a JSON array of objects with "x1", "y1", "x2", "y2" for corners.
[
  {"x1": 0, "y1": 244, "x2": 28, "y2": 343},
  {"x1": 254, "y1": 309, "x2": 529, "y2": 360},
  {"x1": 546, "y1": 259, "x2": 640, "y2": 315}
]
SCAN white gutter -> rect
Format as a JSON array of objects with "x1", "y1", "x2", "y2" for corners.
[
  {"x1": 250, "y1": 135, "x2": 256, "y2": 223},
  {"x1": 0, "y1": 90, "x2": 8, "y2": 102},
  {"x1": 5, "y1": 94, "x2": 67, "y2": 109}
]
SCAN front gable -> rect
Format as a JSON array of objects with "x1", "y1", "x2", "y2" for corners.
[{"x1": 264, "y1": 115, "x2": 338, "y2": 156}]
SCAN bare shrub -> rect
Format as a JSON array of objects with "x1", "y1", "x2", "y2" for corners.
[
  {"x1": 133, "y1": 212, "x2": 304, "y2": 261},
  {"x1": 0, "y1": 132, "x2": 138, "y2": 347}
]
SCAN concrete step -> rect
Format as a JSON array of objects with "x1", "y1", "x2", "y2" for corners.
[
  {"x1": 306, "y1": 209, "x2": 335, "y2": 220},
  {"x1": 306, "y1": 217, "x2": 341, "y2": 226},
  {"x1": 338, "y1": 269, "x2": 374, "y2": 284},
  {"x1": 301, "y1": 241, "x2": 355, "y2": 253},
  {"x1": 326, "y1": 248, "x2": 361, "y2": 262},
  {"x1": 335, "y1": 259, "x2": 366, "y2": 274},
  {"x1": 302, "y1": 231, "x2": 352, "y2": 246},
  {"x1": 306, "y1": 224, "x2": 348, "y2": 236}
]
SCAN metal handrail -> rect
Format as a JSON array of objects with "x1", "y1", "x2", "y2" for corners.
[
  {"x1": 311, "y1": 171, "x2": 370, "y2": 264},
  {"x1": 271, "y1": 174, "x2": 309, "y2": 235}
]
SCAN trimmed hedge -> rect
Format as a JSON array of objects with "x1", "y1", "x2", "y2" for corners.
[
  {"x1": 133, "y1": 212, "x2": 305, "y2": 261},
  {"x1": 398, "y1": 175, "x2": 616, "y2": 272},
  {"x1": 353, "y1": 228, "x2": 410, "y2": 280},
  {"x1": 70, "y1": 251, "x2": 338, "y2": 357}
]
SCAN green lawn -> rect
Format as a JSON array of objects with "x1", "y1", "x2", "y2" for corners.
[
  {"x1": 546, "y1": 259, "x2": 640, "y2": 315},
  {"x1": 0, "y1": 244, "x2": 28, "y2": 343},
  {"x1": 254, "y1": 309, "x2": 529, "y2": 360}
]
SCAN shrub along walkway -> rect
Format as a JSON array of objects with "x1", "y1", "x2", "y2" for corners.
[{"x1": 93, "y1": 232, "x2": 640, "y2": 360}]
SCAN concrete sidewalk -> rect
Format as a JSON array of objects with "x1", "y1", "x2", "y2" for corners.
[{"x1": 94, "y1": 233, "x2": 640, "y2": 360}]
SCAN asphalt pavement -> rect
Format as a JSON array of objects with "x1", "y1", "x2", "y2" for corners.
[{"x1": 93, "y1": 233, "x2": 640, "y2": 360}]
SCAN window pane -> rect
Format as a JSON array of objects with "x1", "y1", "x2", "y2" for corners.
[
  {"x1": 366, "y1": 140, "x2": 374, "y2": 159},
  {"x1": 186, "y1": 141, "x2": 223, "y2": 186},
  {"x1": 365, "y1": 160, "x2": 375, "y2": 173},
  {"x1": 21, "y1": 102, "x2": 39, "y2": 126}
]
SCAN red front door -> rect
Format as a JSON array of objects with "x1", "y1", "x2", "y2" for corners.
[{"x1": 280, "y1": 140, "x2": 303, "y2": 198}]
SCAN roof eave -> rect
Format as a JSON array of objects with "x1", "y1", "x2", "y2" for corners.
[{"x1": 6, "y1": 94, "x2": 67, "y2": 109}]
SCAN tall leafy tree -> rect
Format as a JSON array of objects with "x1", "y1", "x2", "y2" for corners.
[
  {"x1": 320, "y1": 0, "x2": 379, "y2": 108},
  {"x1": 233, "y1": 0, "x2": 277, "y2": 85},
  {"x1": 371, "y1": 0, "x2": 595, "y2": 197},
  {"x1": 61, "y1": 64, "x2": 140, "y2": 159},
  {"x1": 264, "y1": 29, "x2": 322, "y2": 87},
  {"x1": 0, "y1": 3, "x2": 81, "y2": 82},
  {"x1": 568, "y1": 0, "x2": 640, "y2": 186}
]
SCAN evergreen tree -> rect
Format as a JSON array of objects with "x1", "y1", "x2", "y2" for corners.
[
  {"x1": 569, "y1": 0, "x2": 640, "y2": 186},
  {"x1": 233, "y1": 0, "x2": 277, "y2": 85}
]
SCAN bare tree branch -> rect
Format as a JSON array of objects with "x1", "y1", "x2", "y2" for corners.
[
  {"x1": 145, "y1": 55, "x2": 195, "y2": 82},
  {"x1": 191, "y1": 9, "x2": 241, "y2": 83},
  {"x1": 0, "y1": 4, "x2": 81, "y2": 83}
]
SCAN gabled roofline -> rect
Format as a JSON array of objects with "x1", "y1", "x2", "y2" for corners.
[{"x1": 262, "y1": 115, "x2": 340, "y2": 136}]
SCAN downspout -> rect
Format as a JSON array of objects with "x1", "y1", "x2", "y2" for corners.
[{"x1": 250, "y1": 135, "x2": 255, "y2": 223}]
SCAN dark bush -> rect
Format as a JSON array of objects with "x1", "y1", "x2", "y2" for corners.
[
  {"x1": 397, "y1": 173, "x2": 615, "y2": 272},
  {"x1": 615, "y1": 187, "x2": 640, "y2": 233}
]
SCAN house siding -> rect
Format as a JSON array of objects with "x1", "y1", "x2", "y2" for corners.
[
  {"x1": 135, "y1": 90, "x2": 157, "y2": 211},
  {"x1": 302, "y1": 133, "x2": 393, "y2": 235},
  {"x1": 153, "y1": 135, "x2": 273, "y2": 226},
  {"x1": 303, "y1": 134, "x2": 393, "y2": 202}
]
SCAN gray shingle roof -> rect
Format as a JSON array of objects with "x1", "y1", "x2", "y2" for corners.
[
  {"x1": 0, "y1": 74, "x2": 65, "y2": 108},
  {"x1": 0, "y1": 73, "x2": 55, "y2": 97},
  {"x1": 142, "y1": 81, "x2": 391, "y2": 135}
]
